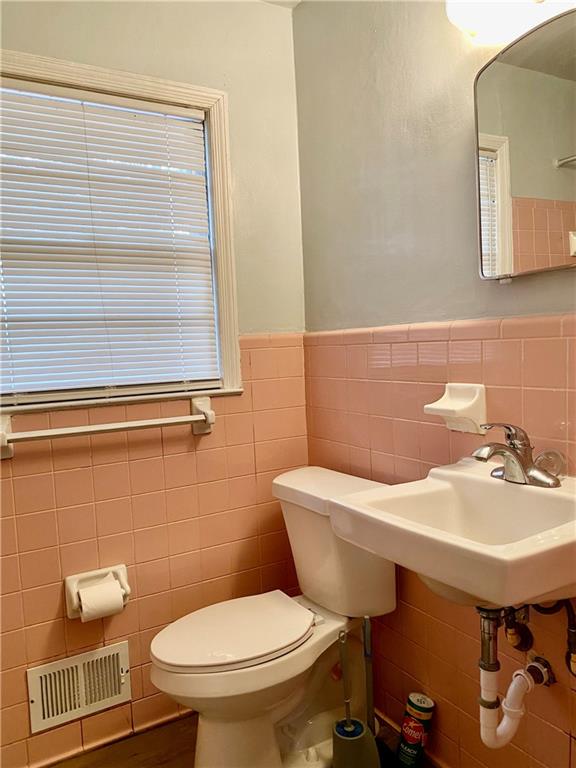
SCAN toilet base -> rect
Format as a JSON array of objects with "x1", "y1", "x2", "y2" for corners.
[{"x1": 195, "y1": 713, "x2": 283, "y2": 768}]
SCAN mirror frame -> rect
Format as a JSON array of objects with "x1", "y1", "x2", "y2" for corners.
[{"x1": 473, "y1": 8, "x2": 576, "y2": 281}]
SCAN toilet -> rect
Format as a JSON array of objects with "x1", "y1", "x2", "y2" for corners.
[{"x1": 150, "y1": 467, "x2": 396, "y2": 768}]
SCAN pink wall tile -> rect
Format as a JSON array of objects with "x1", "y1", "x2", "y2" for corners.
[
  {"x1": 165, "y1": 486, "x2": 198, "y2": 522},
  {"x1": 22, "y1": 584, "x2": 64, "y2": 627},
  {"x1": 169, "y1": 551, "x2": 201, "y2": 589},
  {"x1": 167, "y1": 519, "x2": 199, "y2": 556},
  {"x1": 133, "y1": 526, "x2": 169, "y2": 563},
  {"x1": 54, "y1": 469, "x2": 93, "y2": 508},
  {"x1": 417, "y1": 342, "x2": 448, "y2": 382},
  {"x1": 200, "y1": 539, "x2": 260, "y2": 581},
  {"x1": 483, "y1": 340, "x2": 522, "y2": 386},
  {"x1": 408, "y1": 321, "x2": 451, "y2": 341},
  {"x1": 251, "y1": 378, "x2": 306, "y2": 411},
  {"x1": 90, "y1": 433, "x2": 128, "y2": 467},
  {"x1": 131, "y1": 492, "x2": 166, "y2": 529},
  {"x1": 127, "y1": 428, "x2": 163, "y2": 461},
  {"x1": 95, "y1": 498, "x2": 133, "y2": 537},
  {"x1": 1, "y1": 666, "x2": 28, "y2": 709},
  {"x1": 1, "y1": 630, "x2": 27, "y2": 671},
  {"x1": 448, "y1": 340, "x2": 482, "y2": 383},
  {"x1": 1, "y1": 593, "x2": 24, "y2": 633},
  {"x1": 501, "y1": 314, "x2": 563, "y2": 338},
  {"x1": 1, "y1": 704, "x2": 30, "y2": 746},
  {"x1": 3, "y1": 325, "x2": 574, "y2": 768},
  {"x1": 392, "y1": 420, "x2": 420, "y2": 459},
  {"x1": 27, "y1": 722, "x2": 82, "y2": 767},
  {"x1": 136, "y1": 559, "x2": 171, "y2": 597},
  {"x1": 19, "y1": 548, "x2": 61, "y2": 590},
  {"x1": 450, "y1": 318, "x2": 501, "y2": 340},
  {"x1": 254, "y1": 437, "x2": 308, "y2": 473},
  {"x1": 372, "y1": 325, "x2": 410, "y2": 343},
  {"x1": 60, "y1": 540, "x2": 98, "y2": 578},
  {"x1": 1, "y1": 740, "x2": 28, "y2": 768},
  {"x1": 25, "y1": 619, "x2": 66, "y2": 663},
  {"x1": 523, "y1": 389, "x2": 567, "y2": 440},
  {"x1": 225, "y1": 413, "x2": 254, "y2": 445},
  {"x1": 13, "y1": 475, "x2": 55, "y2": 516},
  {"x1": 1, "y1": 556, "x2": 21, "y2": 595},
  {"x1": 1, "y1": 517, "x2": 17, "y2": 556},
  {"x1": 93, "y1": 464, "x2": 130, "y2": 502},
  {"x1": 523, "y1": 339, "x2": 567, "y2": 389},
  {"x1": 16, "y1": 512, "x2": 58, "y2": 552},
  {"x1": 253, "y1": 408, "x2": 306, "y2": 442},
  {"x1": 98, "y1": 532, "x2": 135, "y2": 568},
  {"x1": 57, "y1": 505, "x2": 96, "y2": 545},
  {"x1": 196, "y1": 449, "x2": 228, "y2": 483},
  {"x1": 81, "y1": 704, "x2": 132, "y2": 751},
  {"x1": 163, "y1": 453, "x2": 197, "y2": 489}
]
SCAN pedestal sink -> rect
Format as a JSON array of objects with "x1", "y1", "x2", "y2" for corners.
[{"x1": 329, "y1": 458, "x2": 576, "y2": 607}]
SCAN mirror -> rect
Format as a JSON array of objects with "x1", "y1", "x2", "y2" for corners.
[{"x1": 475, "y1": 10, "x2": 576, "y2": 279}]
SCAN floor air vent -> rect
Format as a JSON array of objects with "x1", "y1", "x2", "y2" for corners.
[{"x1": 27, "y1": 641, "x2": 131, "y2": 733}]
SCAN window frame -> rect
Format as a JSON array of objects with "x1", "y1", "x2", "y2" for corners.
[
  {"x1": 478, "y1": 132, "x2": 514, "y2": 278},
  {"x1": 0, "y1": 49, "x2": 242, "y2": 411}
]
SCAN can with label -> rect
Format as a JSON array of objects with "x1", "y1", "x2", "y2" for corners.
[{"x1": 396, "y1": 692, "x2": 435, "y2": 767}]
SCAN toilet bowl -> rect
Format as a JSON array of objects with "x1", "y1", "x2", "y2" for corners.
[{"x1": 150, "y1": 467, "x2": 396, "y2": 768}]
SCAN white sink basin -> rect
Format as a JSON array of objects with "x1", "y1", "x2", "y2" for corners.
[{"x1": 329, "y1": 458, "x2": 576, "y2": 607}]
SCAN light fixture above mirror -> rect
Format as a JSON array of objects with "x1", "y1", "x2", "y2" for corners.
[{"x1": 446, "y1": 0, "x2": 576, "y2": 46}]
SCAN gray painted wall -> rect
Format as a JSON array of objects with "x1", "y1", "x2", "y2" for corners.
[
  {"x1": 478, "y1": 63, "x2": 576, "y2": 200},
  {"x1": 1, "y1": 1, "x2": 305, "y2": 333},
  {"x1": 293, "y1": 1, "x2": 576, "y2": 331}
]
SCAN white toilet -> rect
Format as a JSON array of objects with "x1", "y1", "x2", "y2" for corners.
[{"x1": 150, "y1": 467, "x2": 396, "y2": 768}]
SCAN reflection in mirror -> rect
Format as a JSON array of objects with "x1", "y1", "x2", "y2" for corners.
[{"x1": 475, "y1": 10, "x2": 576, "y2": 279}]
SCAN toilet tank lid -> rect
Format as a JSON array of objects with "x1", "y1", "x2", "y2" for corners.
[{"x1": 272, "y1": 467, "x2": 383, "y2": 516}]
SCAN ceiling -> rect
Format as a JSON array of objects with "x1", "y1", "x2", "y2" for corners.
[{"x1": 502, "y1": 11, "x2": 576, "y2": 81}]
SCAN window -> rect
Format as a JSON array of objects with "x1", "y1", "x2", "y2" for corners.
[
  {"x1": 1, "y1": 51, "x2": 240, "y2": 407},
  {"x1": 478, "y1": 133, "x2": 513, "y2": 278}
]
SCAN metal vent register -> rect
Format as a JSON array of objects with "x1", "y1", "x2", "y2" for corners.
[{"x1": 27, "y1": 642, "x2": 131, "y2": 733}]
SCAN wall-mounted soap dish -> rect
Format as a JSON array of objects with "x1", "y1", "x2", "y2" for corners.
[{"x1": 424, "y1": 383, "x2": 487, "y2": 435}]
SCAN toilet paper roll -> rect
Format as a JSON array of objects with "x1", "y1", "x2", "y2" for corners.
[{"x1": 78, "y1": 573, "x2": 125, "y2": 623}]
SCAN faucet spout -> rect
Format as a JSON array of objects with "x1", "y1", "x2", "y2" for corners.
[
  {"x1": 472, "y1": 443, "x2": 507, "y2": 462},
  {"x1": 471, "y1": 423, "x2": 563, "y2": 488},
  {"x1": 473, "y1": 443, "x2": 530, "y2": 484}
]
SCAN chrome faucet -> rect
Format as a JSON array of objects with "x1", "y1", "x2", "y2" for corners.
[{"x1": 472, "y1": 423, "x2": 565, "y2": 488}]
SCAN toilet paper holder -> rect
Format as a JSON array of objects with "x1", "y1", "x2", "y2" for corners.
[{"x1": 65, "y1": 564, "x2": 131, "y2": 620}]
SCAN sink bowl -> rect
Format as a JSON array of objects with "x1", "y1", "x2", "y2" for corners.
[{"x1": 329, "y1": 458, "x2": 576, "y2": 607}]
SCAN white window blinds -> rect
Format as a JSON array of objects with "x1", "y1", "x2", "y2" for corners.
[
  {"x1": 478, "y1": 150, "x2": 499, "y2": 278},
  {"x1": 1, "y1": 85, "x2": 221, "y2": 401}
]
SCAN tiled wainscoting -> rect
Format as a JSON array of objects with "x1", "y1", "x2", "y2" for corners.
[
  {"x1": 0, "y1": 334, "x2": 306, "y2": 768},
  {"x1": 305, "y1": 313, "x2": 576, "y2": 768},
  {"x1": 1, "y1": 315, "x2": 575, "y2": 768},
  {"x1": 512, "y1": 197, "x2": 576, "y2": 275}
]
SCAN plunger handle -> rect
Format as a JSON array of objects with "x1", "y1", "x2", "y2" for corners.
[{"x1": 338, "y1": 631, "x2": 353, "y2": 731}]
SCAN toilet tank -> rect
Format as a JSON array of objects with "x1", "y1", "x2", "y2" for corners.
[{"x1": 272, "y1": 467, "x2": 396, "y2": 618}]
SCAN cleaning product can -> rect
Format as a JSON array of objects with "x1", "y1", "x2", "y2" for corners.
[{"x1": 396, "y1": 692, "x2": 435, "y2": 766}]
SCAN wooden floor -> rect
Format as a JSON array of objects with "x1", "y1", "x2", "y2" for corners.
[{"x1": 55, "y1": 713, "x2": 433, "y2": 767}]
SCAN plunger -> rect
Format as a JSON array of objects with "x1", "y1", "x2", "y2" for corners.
[{"x1": 332, "y1": 630, "x2": 380, "y2": 768}]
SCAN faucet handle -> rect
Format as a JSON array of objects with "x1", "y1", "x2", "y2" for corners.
[{"x1": 481, "y1": 423, "x2": 532, "y2": 448}]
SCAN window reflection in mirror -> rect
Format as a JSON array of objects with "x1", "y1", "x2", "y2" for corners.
[{"x1": 475, "y1": 10, "x2": 576, "y2": 279}]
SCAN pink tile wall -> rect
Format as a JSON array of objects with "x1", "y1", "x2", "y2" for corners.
[
  {"x1": 513, "y1": 197, "x2": 576, "y2": 275},
  {"x1": 2, "y1": 316, "x2": 575, "y2": 768},
  {"x1": 304, "y1": 313, "x2": 576, "y2": 768},
  {"x1": 0, "y1": 334, "x2": 306, "y2": 768}
]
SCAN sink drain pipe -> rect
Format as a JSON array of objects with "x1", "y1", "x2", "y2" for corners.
[{"x1": 478, "y1": 608, "x2": 551, "y2": 749}]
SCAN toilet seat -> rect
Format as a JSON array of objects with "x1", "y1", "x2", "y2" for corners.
[{"x1": 151, "y1": 591, "x2": 316, "y2": 674}]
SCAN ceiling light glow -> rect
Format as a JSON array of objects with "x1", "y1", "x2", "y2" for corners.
[{"x1": 445, "y1": 0, "x2": 576, "y2": 46}]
